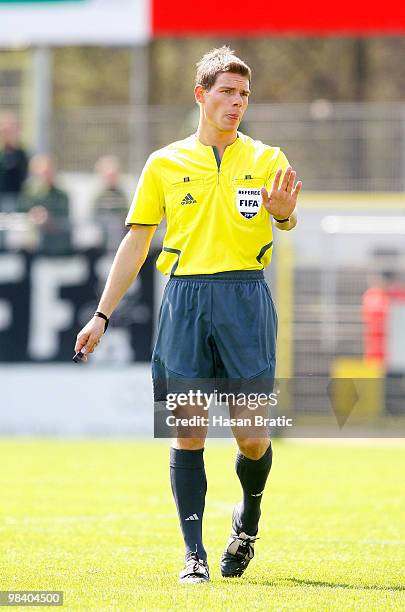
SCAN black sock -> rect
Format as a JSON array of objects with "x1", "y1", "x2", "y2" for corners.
[
  {"x1": 235, "y1": 442, "x2": 273, "y2": 536},
  {"x1": 170, "y1": 447, "x2": 207, "y2": 562}
]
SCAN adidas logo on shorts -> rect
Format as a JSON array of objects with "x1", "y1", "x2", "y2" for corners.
[
  {"x1": 181, "y1": 193, "x2": 197, "y2": 205},
  {"x1": 185, "y1": 513, "x2": 199, "y2": 521}
]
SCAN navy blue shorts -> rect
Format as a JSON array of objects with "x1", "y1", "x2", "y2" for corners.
[{"x1": 152, "y1": 270, "x2": 278, "y2": 400}]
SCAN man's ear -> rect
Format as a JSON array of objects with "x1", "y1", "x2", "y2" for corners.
[{"x1": 194, "y1": 85, "x2": 205, "y2": 104}]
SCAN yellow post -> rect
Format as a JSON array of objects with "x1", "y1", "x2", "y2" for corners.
[
  {"x1": 275, "y1": 231, "x2": 294, "y2": 379},
  {"x1": 275, "y1": 231, "x2": 294, "y2": 418}
]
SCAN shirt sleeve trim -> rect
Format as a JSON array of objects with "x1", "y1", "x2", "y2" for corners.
[{"x1": 126, "y1": 222, "x2": 159, "y2": 227}]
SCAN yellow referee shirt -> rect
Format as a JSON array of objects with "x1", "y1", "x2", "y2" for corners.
[{"x1": 125, "y1": 132, "x2": 289, "y2": 276}]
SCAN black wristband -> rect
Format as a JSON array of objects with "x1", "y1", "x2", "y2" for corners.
[
  {"x1": 274, "y1": 217, "x2": 290, "y2": 223},
  {"x1": 94, "y1": 311, "x2": 109, "y2": 333}
]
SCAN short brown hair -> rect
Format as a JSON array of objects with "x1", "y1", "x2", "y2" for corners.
[{"x1": 195, "y1": 46, "x2": 251, "y2": 90}]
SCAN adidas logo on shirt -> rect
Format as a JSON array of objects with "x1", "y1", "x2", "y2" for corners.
[
  {"x1": 185, "y1": 513, "x2": 199, "y2": 521},
  {"x1": 181, "y1": 193, "x2": 197, "y2": 205}
]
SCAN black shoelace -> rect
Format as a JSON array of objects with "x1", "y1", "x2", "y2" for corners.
[
  {"x1": 236, "y1": 535, "x2": 259, "y2": 560},
  {"x1": 186, "y1": 553, "x2": 207, "y2": 574}
]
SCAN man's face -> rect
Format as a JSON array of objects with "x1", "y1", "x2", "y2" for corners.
[
  {"x1": 0, "y1": 114, "x2": 18, "y2": 146},
  {"x1": 31, "y1": 155, "x2": 54, "y2": 186},
  {"x1": 196, "y1": 72, "x2": 250, "y2": 132}
]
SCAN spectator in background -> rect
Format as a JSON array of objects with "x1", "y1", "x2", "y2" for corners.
[
  {"x1": 18, "y1": 154, "x2": 71, "y2": 254},
  {"x1": 93, "y1": 155, "x2": 128, "y2": 250},
  {"x1": 362, "y1": 270, "x2": 405, "y2": 366},
  {"x1": 0, "y1": 112, "x2": 29, "y2": 212}
]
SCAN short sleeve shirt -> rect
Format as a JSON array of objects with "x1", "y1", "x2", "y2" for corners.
[{"x1": 126, "y1": 132, "x2": 289, "y2": 275}]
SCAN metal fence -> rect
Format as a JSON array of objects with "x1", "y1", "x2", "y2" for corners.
[
  {"x1": 0, "y1": 69, "x2": 22, "y2": 109},
  {"x1": 51, "y1": 102, "x2": 405, "y2": 191},
  {"x1": 271, "y1": 199, "x2": 405, "y2": 420}
]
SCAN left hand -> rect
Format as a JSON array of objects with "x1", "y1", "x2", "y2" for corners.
[
  {"x1": 28, "y1": 205, "x2": 49, "y2": 226},
  {"x1": 261, "y1": 166, "x2": 302, "y2": 220}
]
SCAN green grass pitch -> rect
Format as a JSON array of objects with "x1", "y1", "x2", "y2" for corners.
[{"x1": 0, "y1": 439, "x2": 404, "y2": 610}]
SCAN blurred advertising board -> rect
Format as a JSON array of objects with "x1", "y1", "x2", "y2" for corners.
[
  {"x1": 152, "y1": 0, "x2": 405, "y2": 35},
  {"x1": 2, "y1": 0, "x2": 403, "y2": 47},
  {"x1": 0, "y1": 0, "x2": 148, "y2": 46},
  {"x1": 0, "y1": 249, "x2": 155, "y2": 362}
]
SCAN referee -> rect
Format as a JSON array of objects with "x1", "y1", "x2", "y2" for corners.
[{"x1": 75, "y1": 46, "x2": 302, "y2": 584}]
